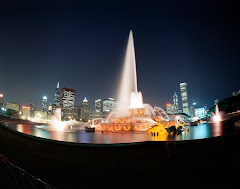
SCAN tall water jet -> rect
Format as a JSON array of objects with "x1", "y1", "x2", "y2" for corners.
[
  {"x1": 118, "y1": 30, "x2": 140, "y2": 108},
  {"x1": 95, "y1": 31, "x2": 170, "y2": 132},
  {"x1": 213, "y1": 103, "x2": 221, "y2": 122},
  {"x1": 50, "y1": 108, "x2": 66, "y2": 131}
]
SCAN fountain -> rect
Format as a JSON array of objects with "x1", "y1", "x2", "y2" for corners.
[
  {"x1": 37, "y1": 108, "x2": 82, "y2": 132},
  {"x1": 94, "y1": 31, "x2": 170, "y2": 132},
  {"x1": 212, "y1": 103, "x2": 222, "y2": 122},
  {"x1": 49, "y1": 108, "x2": 66, "y2": 131}
]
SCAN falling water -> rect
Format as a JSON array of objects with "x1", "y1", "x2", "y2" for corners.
[
  {"x1": 213, "y1": 103, "x2": 221, "y2": 122},
  {"x1": 50, "y1": 108, "x2": 66, "y2": 131},
  {"x1": 118, "y1": 30, "x2": 139, "y2": 108}
]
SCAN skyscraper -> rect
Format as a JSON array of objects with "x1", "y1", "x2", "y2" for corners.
[
  {"x1": 94, "y1": 98, "x2": 119, "y2": 118},
  {"x1": 61, "y1": 87, "x2": 76, "y2": 120},
  {"x1": 41, "y1": 96, "x2": 47, "y2": 112},
  {"x1": 54, "y1": 81, "x2": 60, "y2": 107},
  {"x1": 0, "y1": 94, "x2": 3, "y2": 108},
  {"x1": 180, "y1": 82, "x2": 190, "y2": 115},
  {"x1": 173, "y1": 92, "x2": 179, "y2": 113},
  {"x1": 166, "y1": 103, "x2": 174, "y2": 114},
  {"x1": 80, "y1": 97, "x2": 91, "y2": 122},
  {"x1": 30, "y1": 102, "x2": 36, "y2": 118}
]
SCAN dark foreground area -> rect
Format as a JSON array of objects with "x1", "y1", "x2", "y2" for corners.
[{"x1": 1, "y1": 118, "x2": 240, "y2": 188}]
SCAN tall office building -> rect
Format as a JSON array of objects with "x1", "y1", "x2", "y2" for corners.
[
  {"x1": 41, "y1": 96, "x2": 47, "y2": 112},
  {"x1": 173, "y1": 93, "x2": 179, "y2": 113},
  {"x1": 22, "y1": 106, "x2": 30, "y2": 119},
  {"x1": 54, "y1": 81, "x2": 60, "y2": 107},
  {"x1": 166, "y1": 103, "x2": 174, "y2": 114},
  {"x1": 6, "y1": 102, "x2": 20, "y2": 112},
  {"x1": 52, "y1": 81, "x2": 60, "y2": 113},
  {"x1": 61, "y1": 87, "x2": 76, "y2": 120},
  {"x1": 80, "y1": 97, "x2": 91, "y2": 122},
  {"x1": 95, "y1": 98, "x2": 119, "y2": 118},
  {"x1": 0, "y1": 94, "x2": 3, "y2": 108},
  {"x1": 30, "y1": 102, "x2": 36, "y2": 118},
  {"x1": 95, "y1": 99, "x2": 102, "y2": 112},
  {"x1": 180, "y1": 82, "x2": 190, "y2": 115}
]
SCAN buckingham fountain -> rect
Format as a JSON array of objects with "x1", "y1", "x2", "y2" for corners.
[
  {"x1": 86, "y1": 31, "x2": 172, "y2": 132},
  {"x1": 48, "y1": 31, "x2": 178, "y2": 133}
]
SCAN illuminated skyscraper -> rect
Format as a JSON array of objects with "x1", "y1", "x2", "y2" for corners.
[
  {"x1": 41, "y1": 96, "x2": 47, "y2": 112},
  {"x1": 173, "y1": 92, "x2": 179, "y2": 113},
  {"x1": 180, "y1": 82, "x2": 189, "y2": 115},
  {"x1": 61, "y1": 87, "x2": 76, "y2": 120},
  {"x1": 80, "y1": 97, "x2": 91, "y2": 122},
  {"x1": 166, "y1": 103, "x2": 174, "y2": 114},
  {"x1": 54, "y1": 81, "x2": 60, "y2": 107},
  {"x1": 94, "y1": 98, "x2": 119, "y2": 118}
]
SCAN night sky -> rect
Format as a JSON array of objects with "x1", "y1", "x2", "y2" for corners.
[{"x1": 0, "y1": 0, "x2": 239, "y2": 110}]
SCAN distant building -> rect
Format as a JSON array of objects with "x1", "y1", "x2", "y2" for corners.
[
  {"x1": 0, "y1": 93, "x2": 3, "y2": 108},
  {"x1": 90, "y1": 111, "x2": 102, "y2": 119},
  {"x1": 166, "y1": 103, "x2": 174, "y2": 114},
  {"x1": 30, "y1": 102, "x2": 36, "y2": 118},
  {"x1": 95, "y1": 99, "x2": 102, "y2": 112},
  {"x1": 180, "y1": 82, "x2": 190, "y2": 115},
  {"x1": 6, "y1": 102, "x2": 20, "y2": 112},
  {"x1": 48, "y1": 103, "x2": 52, "y2": 114},
  {"x1": 94, "y1": 98, "x2": 119, "y2": 118},
  {"x1": 41, "y1": 96, "x2": 47, "y2": 112},
  {"x1": 73, "y1": 106, "x2": 80, "y2": 120},
  {"x1": 34, "y1": 110, "x2": 48, "y2": 122},
  {"x1": 232, "y1": 89, "x2": 240, "y2": 96},
  {"x1": 5, "y1": 102, "x2": 20, "y2": 118},
  {"x1": 194, "y1": 106, "x2": 207, "y2": 118},
  {"x1": 53, "y1": 81, "x2": 60, "y2": 113},
  {"x1": 80, "y1": 97, "x2": 91, "y2": 122},
  {"x1": 190, "y1": 106, "x2": 195, "y2": 118},
  {"x1": 22, "y1": 106, "x2": 30, "y2": 119},
  {"x1": 173, "y1": 93, "x2": 179, "y2": 114},
  {"x1": 61, "y1": 87, "x2": 76, "y2": 120}
]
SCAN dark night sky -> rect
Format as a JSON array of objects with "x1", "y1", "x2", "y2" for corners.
[{"x1": 0, "y1": 0, "x2": 239, "y2": 110}]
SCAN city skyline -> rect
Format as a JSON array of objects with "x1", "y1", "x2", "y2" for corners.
[{"x1": 0, "y1": 1, "x2": 239, "y2": 110}]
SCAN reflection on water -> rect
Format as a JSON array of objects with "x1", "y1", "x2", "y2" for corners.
[{"x1": 5, "y1": 120, "x2": 240, "y2": 144}]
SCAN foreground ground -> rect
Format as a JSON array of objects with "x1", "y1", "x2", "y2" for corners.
[{"x1": 0, "y1": 117, "x2": 240, "y2": 188}]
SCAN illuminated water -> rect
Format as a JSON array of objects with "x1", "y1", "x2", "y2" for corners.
[
  {"x1": 6, "y1": 116, "x2": 240, "y2": 144},
  {"x1": 118, "y1": 30, "x2": 138, "y2": 108},
  {"x1": 212, "y1": 103, "x2": 222, "y2": 122}
]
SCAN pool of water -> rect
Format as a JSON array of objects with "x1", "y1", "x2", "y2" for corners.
[{"x1": 5, "y1": 117, "x2": 240, "y2": 144}]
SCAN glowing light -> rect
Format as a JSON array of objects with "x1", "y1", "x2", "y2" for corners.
[
  {"x1": 130, "y1": 92, "x2": 143, "y2": 108},
  {"x1": 83, "y1": 97, "x2": 88, "y2": 103},
  {"x1": 212, "y1": 104, "x2": 222, "y2": 122},
  {"x1": 22, "y1": 106, "x2": 30, "y2": 110},
  {"x1": 0, "y1": 94, "x2": 3, "y2": 98},
  {"x1": 166, "y1": 103, "x2": 171, "y2": 106},
  {"x1": 43, "y1": 96, "x2": 47, "y2": 100},
  {"x1": 213, "y1": 115, "x2": 221, "y2": 122}
]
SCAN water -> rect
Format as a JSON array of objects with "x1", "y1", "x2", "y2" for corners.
[
  {"x1": 212, "y1": 103, "x2": 222, "y2": 122},
  {"x1": 118, "y1": 30, "x2": 138, "y2": 108},
  {"x1": 6, "y1": 117, "x2": 240, "y2": 144}
]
